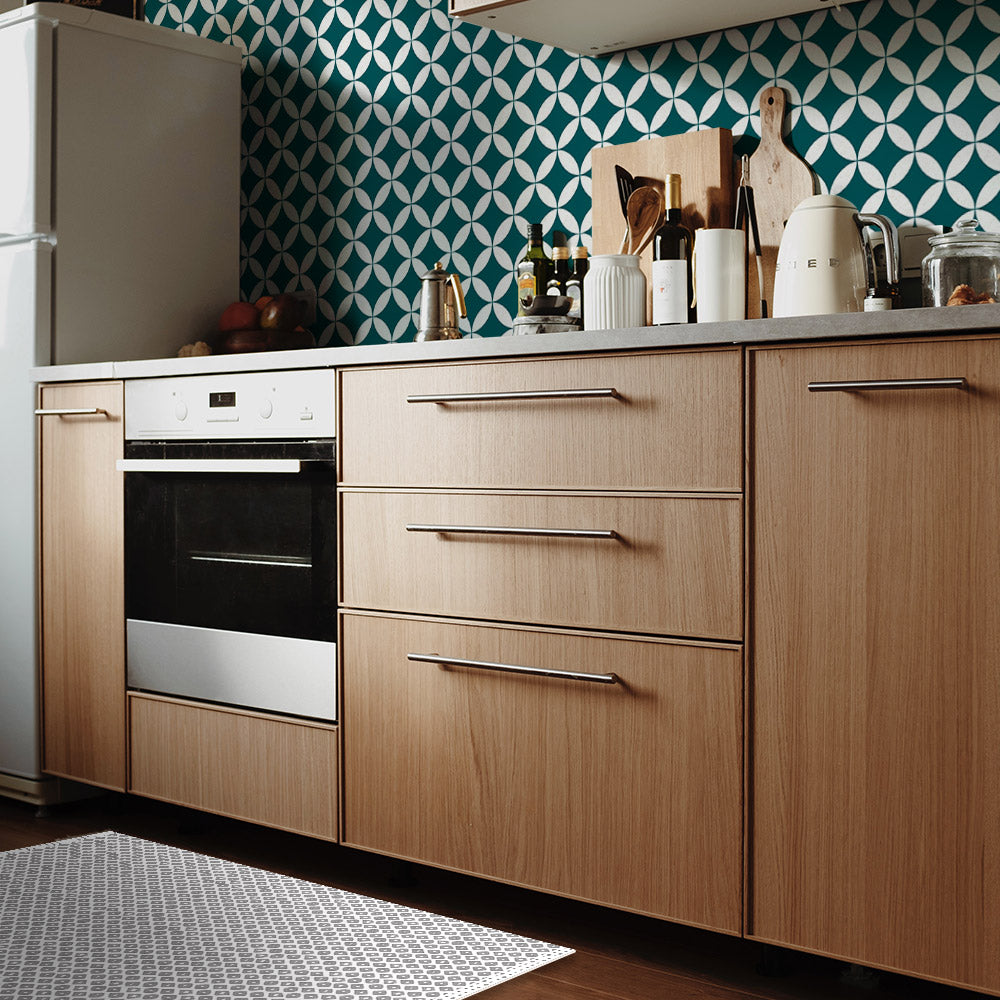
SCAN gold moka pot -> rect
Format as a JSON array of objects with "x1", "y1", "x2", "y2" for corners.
[{"x1": 416, "y1": 262, "x2": 466, "y2": 341}]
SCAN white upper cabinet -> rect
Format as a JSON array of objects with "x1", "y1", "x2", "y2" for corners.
[{"x1": 449, "y1": 0, "x2": 857, "y2": 56}]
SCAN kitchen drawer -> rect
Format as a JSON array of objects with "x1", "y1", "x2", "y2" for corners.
[
  {"x1": 341, "y1": 611, "x2": 743, "y2": 932},
  {"x1": 128, "y1": 694, "x2": 338, "y2": 842},
  {"x1": 341, "y1": 490, "x2": 742, "y2": 640},
  {"x1": 338, "y1": 350, "x2": 742, "y2": 491}
]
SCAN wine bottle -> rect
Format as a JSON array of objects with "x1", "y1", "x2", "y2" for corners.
[
  {"x1": 566, "y1": 245, "x2": 589, "y2": 322},
  {"x1": 516, "y1": 223, "x2": 552, "y2": 316},
  {"x1": 651, "y1": 174, "x2": 693, "y2": 325}
]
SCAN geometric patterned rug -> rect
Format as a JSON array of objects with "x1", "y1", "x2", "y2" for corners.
[{"x1": 0, "y1": 832, "x2": 573, "y2": 999}]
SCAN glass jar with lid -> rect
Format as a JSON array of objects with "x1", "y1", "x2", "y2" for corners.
[{"x1": 922, "y1": 219, "x2": 1000, "y2": 306}]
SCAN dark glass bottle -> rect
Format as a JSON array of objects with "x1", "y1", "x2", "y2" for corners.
[
  {"x1": 565, "y1": 245, "x2": 589, "y2": 323},
  {"x1": 516, "y1": 223, "x2": 552, "y2": 316},
  {"x1": 547, "y1": 246, "x2": 571, "y2": 295},
  {"x1": 651, "y1": 174, "x2": 693, "y2": 324}
]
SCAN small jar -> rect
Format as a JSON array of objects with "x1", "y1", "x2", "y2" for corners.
[
  {"x1": 583, "y1": 254, "x2": 646, "y2": 330},
  {"x1": 921, "y1": 219, "x2": 1000, "y2": 306}
]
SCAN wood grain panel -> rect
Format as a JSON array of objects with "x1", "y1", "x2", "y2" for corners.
[
  {"x1": 342, "y1": 491, "x2": 742, "y2": 640},
  {"x1": 749, "y1": 336, "x2": 1000, "y2": 993},
  {"x1": 39, "y1": 381, "x2": 126, "y2": 790},
  {"x1": 341, "y1": 612, "x2": 743, "y2": 933},
  {"x1": 338, "y1": 350, "x2": 742, "y2": 492},
  {"x1": 129, "y1": 694, "x2": 339, "y2": 842}
]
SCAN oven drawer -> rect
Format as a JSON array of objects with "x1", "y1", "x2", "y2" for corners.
[
  {"x1": 128, "y1": 693, "x2": 339, "y2": 842},
  {"x1": 341, "y1": 611, "x2": 743, "y2": 931},
  {"x1": 341, "y1": 490, "x2": 742, "y2": 640},
  {"x1": 338, "y1": 350, "x2": 742, "y2": 491}
]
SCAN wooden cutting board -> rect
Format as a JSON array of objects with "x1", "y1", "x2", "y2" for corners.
[
  {"x1": 592, "y1": 128, "x2": 734, "y2": 324},
  {"x1": 745, "y1": 87, "x2": 816, "y2": 318}
]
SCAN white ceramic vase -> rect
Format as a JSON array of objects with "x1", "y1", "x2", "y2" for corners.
[{"x1": 583, "y1": 254, "x2": 646, "y2": 330}]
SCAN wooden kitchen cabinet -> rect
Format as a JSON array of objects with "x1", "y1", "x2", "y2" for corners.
[
  {"x1": 38, "y1": 381, "x2": 126, "y2": 790},
  {"x1": 129, "y1": 694, "x2": 339, "y2": 841},
  {"x1": 749, "y1": 336, "x2": 1000, "y2": 993},
  {"x1": 341, "y1": 611, "x2": 743, "y2": 933},
  {"x1": 338, "y1": 346, "x2": 746, "y2": 928}
]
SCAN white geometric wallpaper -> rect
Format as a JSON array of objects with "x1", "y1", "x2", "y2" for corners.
[{"x1": 145, "y1": 0, "x2": 1000, "y2": 345}]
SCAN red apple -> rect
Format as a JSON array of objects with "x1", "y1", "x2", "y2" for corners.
[
  {"x1": 218, "y1": 301, "x2": 260, "y2": 333},
  {"x1": 260, "y1": 293, "x2": 305, "y2": 332}
]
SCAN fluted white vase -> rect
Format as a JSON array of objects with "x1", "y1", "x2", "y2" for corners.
[{"x1": 583, "y1": 254, "x2": 646, "y2": 330}]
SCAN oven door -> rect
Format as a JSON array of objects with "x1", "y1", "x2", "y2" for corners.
[{"x1": 121, "y1": 442, "x2": 337, "y2": 721}]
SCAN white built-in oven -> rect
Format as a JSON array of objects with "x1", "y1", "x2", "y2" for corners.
[{"x1": 118, "y1": 369, "x2": 337, "y2": 721}]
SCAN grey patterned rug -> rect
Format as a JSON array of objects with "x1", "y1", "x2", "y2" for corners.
[{"x1": 0, "y1": 831, "x2": 573, "y2": 999}]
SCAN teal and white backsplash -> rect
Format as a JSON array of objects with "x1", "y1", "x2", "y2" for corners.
[{"x1": 145, "y1": 0, "x2": 1000, "y2": 345}]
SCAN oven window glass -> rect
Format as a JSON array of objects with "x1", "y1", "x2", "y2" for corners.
[{"x1": 125, "y1": 465, "x2": 336, "y2": 641}]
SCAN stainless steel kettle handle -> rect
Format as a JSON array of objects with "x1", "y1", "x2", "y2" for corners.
[{"x1": 856, "y1": 213, "x2": 900, "y2": 285}]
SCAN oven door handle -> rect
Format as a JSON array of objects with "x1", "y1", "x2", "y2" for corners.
[{"x1": 116, "y1": 458, "x2": 303, "y2": 474}]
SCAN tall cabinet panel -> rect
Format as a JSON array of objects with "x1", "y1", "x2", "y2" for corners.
[
  {"x1": 749, "y1": 337, "x2": 1000, "y2": 993},
  {"x1": 38, "y1": 381, "x2": 126, "y2": 790}
]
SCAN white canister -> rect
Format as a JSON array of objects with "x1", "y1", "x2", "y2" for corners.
[
  {"x1": 583, "y1": 254, "x2": 646, "y2": 330},
  {"x1": 693, "y1": 228, "x2": 746, "y2": 323}
]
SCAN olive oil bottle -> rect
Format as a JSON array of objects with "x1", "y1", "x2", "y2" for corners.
[
  {"x1": 547, "y1": 245, "x2": 572, "y2": 296},
  {"x1": 516, "y1": 223, "x2": 552, "y2": 315},
  {"x1": 566, "y1": 245, "x2": 589, "y2": 323}
]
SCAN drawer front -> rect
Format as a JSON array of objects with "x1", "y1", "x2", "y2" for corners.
[
  {"x1": 342, "y1": 491, "x2": 742, "y2": 640},
  {"x1": 341, "y1": 612, "x2": 743, "y2": 932},
  {"x1": 339, "y1": 350, "x2": 742, "y2": 491},
  {"x1": 129, "y1": 694, "x2": 338, "y2": 842}
]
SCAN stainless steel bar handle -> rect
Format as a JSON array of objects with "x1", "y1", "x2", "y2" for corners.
[
  {"x1": 405, "y1": 523, "x2": 618, "y2": 539},
  {"x1": 406, "y1": 387, "x2": 620, "y2": 403},
  {"x1": 35, "y1": 407, "x2": 110, "y2": 417},
  {"x1": 189, "y1": 553, "x2": 312, "y2": 569},
  {"x1": 807, "y1": 377, "x2": 968, "y2": 392},
  {"x1": 407, "y1": 653, "x2": 619, "y2": 685},
  {"x1": 116, "y1": 458, "x2": 302, "y2": 474}
]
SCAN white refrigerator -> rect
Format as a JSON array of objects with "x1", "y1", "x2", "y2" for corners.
[{"x1": 0, "y1": 3, "x2": 240, "y2": 802}]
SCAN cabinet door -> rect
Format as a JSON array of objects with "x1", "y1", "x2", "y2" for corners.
[
  {"x1": 39, "y1": 381, "x2": 126, "y2": 790},
  {"x1": 750, "y1": 338, "x2": 1000, "y2": 991},
  {"x1": 342, "y1": 612, "x2": 743, "y2": 934}
]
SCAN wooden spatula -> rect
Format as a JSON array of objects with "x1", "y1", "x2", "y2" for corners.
[
  {"x1": 623, "y1": 186, "x2": 663, "y2": 255},
  {"x1": 745, "y1": 86, "x2": 815, "y2": 318}
]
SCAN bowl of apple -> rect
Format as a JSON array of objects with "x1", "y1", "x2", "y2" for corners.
[{"x1": 217, "y1": 293, "x2": 315, "y2": 353}]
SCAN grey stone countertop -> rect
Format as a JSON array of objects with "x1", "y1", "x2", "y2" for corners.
[{"x1": 32, "y1": 304, "x2": 1000, "y2": 382}]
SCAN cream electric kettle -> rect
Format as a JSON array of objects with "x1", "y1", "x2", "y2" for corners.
[{"x1": 772, "y1": 195, "x2": 899, "y2": 316}]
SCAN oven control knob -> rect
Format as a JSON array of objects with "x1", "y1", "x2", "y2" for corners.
[
  {"x1": 174, "y1": 401, "x2": 188, "y2": 421},
  {"x1": 259, "y1": 398, "x2": 273, "y2": 419}
]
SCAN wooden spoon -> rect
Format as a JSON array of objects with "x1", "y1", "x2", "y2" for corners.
[{"x1": 621, "y1": 186, "x2": 663, "y2": 255}]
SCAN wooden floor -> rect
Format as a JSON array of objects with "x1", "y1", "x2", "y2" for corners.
[{"x1": 0, "y1": 792, "x2": 984, "y2": 1000}]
